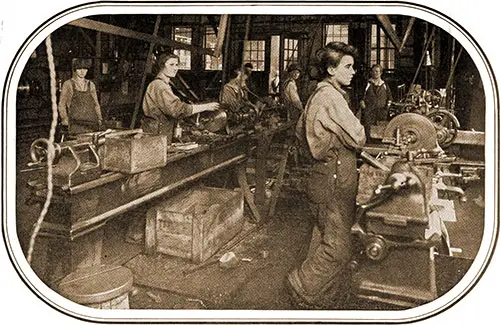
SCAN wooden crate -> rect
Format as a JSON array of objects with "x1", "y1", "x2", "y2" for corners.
[
  {"x1": 103, "y1": 130, "x2": 168, "y2": 174},
  {"x1": 145, "y1": 187, "x2": 245, "y2": 263}
]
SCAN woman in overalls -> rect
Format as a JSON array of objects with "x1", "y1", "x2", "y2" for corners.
[
  {"x1": 282, "y1": 63, "x2": 303, "y2": 121},
  {"x1": 58, "y1": 58, "x2": 103, "y2": 134},
  {"x1": 360, "y1": 64, "x2": 393, "y2": 140},
  {"x1": 288, "y1": 42, "x2": 366, "y2": 308}
]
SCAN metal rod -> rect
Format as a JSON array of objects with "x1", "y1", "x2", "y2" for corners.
[
  {"x1": 445, "y1": 46, "x2": 463, "y2": 92},
  {"x1": 70, "y1": 154, "x2": 248, "y2": 237},
  {"x1": 177, "y1": 73, "x2": 200, "y2": 102},
  {"x1": 360, "y1": 151, "x2": 390, "y2": 172},
  {"x1": 407, "y1": 26, "x2": 436, "y2": 99}
]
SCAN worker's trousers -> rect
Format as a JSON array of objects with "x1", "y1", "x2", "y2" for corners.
[{"x1": 288, "y1": 147, "x2": 358, "y2": 305}]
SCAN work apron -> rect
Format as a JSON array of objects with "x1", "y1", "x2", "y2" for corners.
[
  {"x1": 68, "y1": 80, "x2": 99, "y2": 134},
  {"x1": 140, "y1": 116, "x2": 176, "y2": 143}
]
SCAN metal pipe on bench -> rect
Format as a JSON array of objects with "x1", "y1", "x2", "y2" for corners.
[{"x1": 70, "y1": 154, "x2": 248, "y2": 239}]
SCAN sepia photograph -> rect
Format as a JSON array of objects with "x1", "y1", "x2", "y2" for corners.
[{"x1": 1, "y1": 1, "x2": 498, "y2": 324}]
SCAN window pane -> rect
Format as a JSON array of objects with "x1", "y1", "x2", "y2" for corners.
[
  {"x1": 258, "y1": 51, "x2": 264, "y2": 62},
  {"x1": 325, "y1": 23, "x2": 349, "y2": 44},
  {"x1": 371, "y1": 24, "x2": 396, "y2": 70},
  {"x1": 326, "y1": 25, "x2": 333, "y2": 35},
  {"x1": 371, "y1": 49, "x2": 377, "y2": 65},
  {"x1": 204, "y1": 26, "x2": 223, "y2": 70},
  {"x1": 243, "y1": 40, "x2": 265, "y2": 71},
  {"x1": 173, "y1": 27, "x2": 192, "y2": 70}
]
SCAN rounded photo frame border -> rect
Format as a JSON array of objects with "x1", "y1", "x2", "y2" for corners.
[{"x1": 1, "y1": 1, "x2": 498, "y2": 324}]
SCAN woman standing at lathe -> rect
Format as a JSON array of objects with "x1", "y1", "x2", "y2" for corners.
[{"x1": 288, "y1": 42, "x2": 366, "y2": 308}]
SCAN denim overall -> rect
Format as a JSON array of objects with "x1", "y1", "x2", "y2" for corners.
[{"x1": 68, "y1": 80, "x2": 99, "y2": 134}]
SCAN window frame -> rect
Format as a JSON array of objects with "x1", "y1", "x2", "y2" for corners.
[
  {"x1": 324, "y1": 23, "x2": 350, "y2": 44},
  {"x1": 283, "y1": 38, "x2": 299, "y2": 70},
  {"x1": 203, "y1": 26, "x2": 223, "y2": 71},
  {"x1": 243, "y1": 40, "x2": 266, "y2": 71},
  {"x1": 172, "y1": 26, "x2": 193, "y2": 70},
  {"x1": 370, "y1": 23, "x2": 397, "y2": 71}
]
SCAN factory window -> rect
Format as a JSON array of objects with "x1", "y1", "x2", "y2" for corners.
[
  {"x1": 172, "y1": 27, "x2": 192, "y2": 70},
  {"x1": 243, "y1": 40, "x2": 265, "y2": 71},
  {"x1": 204, "y1": 26, "x2": 223, "y2": 70},
  {"x1": 370, "y1": 24, "x2": 396, "y2": 70},
  {"x1": 325, "y1": 23, "x2": 349, "y2": 44},
  {"x1": 283, "y1": 38, "x2": 299, "y2": 70}
]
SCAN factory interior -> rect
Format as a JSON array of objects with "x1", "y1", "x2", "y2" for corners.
[{"x1": 13, "y1": 12, "x2": 487, "y2": 313}]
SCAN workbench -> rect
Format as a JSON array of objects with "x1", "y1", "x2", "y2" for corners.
[{"x1": 24, "y1": 122, "x2": 295, "y2": 285}]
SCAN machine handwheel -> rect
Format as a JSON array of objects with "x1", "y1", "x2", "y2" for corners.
[
  {"x1": 426, "y1": 109, "x2": 460, "y2": 148},
  {"x1": 29, "y1": 138, "x2": 61, "y2": 164}
]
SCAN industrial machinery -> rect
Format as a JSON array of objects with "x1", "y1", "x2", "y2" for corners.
[
  {"x1": 380, "y1": 85, "x2": 462, "y2": 149},
  {"x1": 28, "y1": 134, "x2": 103, "y2": 188},
  {"x1": 352, "y1": 112, "x2": 484, "y2": 308}
]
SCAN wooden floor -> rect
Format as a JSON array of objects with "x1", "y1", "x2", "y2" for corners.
[
  {"x1": 106, "y1": 171, "x2": 484, "y2": 310},
  {"x1": 15, "y1": 150, "x2": 485, "y2": 311}
]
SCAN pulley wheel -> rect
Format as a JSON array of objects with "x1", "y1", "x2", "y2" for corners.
[{"x1": 426, "y1": 109, "x2": 460, "y2": 148}]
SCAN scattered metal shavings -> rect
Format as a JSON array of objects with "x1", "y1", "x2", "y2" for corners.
[
  {"x1": 145, "y1": 291, "x2": 162, "y2": 303},
  {"x1": 186, "y1": 298, "x2": 207, "y2": 308}
]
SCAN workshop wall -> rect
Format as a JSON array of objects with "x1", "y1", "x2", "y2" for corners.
[{"x1": 15, "y1": 14, "x2": 482, "y2": 155}]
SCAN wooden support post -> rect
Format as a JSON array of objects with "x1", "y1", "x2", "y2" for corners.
[
  {"x1": 214, "y1": 15, "x2": 229, "y2": 58},
  {"x1": 130, "y1": 15, "x2": 161, "y2": 129},
  {"x1": 221, "y1": 16, "x2": 231, "y2": 86},
  {"x1": 94, "y1": 32, "x2": 101, "y2": 89},
  {"x1": 77, "y1": 27, "x2": 96, "y2": 51},
  {"x1": 376, "y1": 15, "x2": 402, "y2": 50},
  {"x1": 254, "y1": 131, "x2": 272, "y2": 218},
  {"x1": 268, "y1": 149, "x2": 289, "y2": 218},
  {"x1": 236, "y1": 164, "x2": 261, "y2": 223},
  {"x1": 145, "y1": 208, "x2": 157, "y2": 255},
  {"x1": 399, "y1": 17, "x2": 415, "y2": 53},
  {"x1": 43, "y1": 228, "x2": 104, "y2": 285}
]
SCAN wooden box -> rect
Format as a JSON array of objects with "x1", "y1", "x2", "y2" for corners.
[
  {"x1": 103, "y1": 130, "x2": 168, "y2": 174},
  {"x1": 145, "y1": 187, "x2": 245, "y2": 263}
]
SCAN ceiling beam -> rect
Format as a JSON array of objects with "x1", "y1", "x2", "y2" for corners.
[
  {"x1": 68, "y1": 18, "x2": 214, "y2": 56},
  {"x1": 376, "y1": 15, "x2": 402, "y2": 50},
  {"x1": 399, "y1": 17, "x2": 416, "y2": 52}
]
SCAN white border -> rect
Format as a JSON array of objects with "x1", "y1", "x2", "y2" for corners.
[{"x1": 1, "y1": 1, "x2": 498, "y2": 324}]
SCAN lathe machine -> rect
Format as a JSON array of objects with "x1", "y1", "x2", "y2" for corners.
[
  {"x1": 351, "y1": 112, "x2": 484, "y2": 308},
  {"x1": 21, "y1": 108, "x2": 294, "y2": 286}
]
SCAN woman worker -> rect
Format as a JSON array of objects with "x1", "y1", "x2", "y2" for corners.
[
  {"x1": 220, "y1": 65, "x2": 256, "y2": 115},
  {"x1": 58, "y1": 58, "x2": 103, "y2": 134},
  {"x1": 141, "y1": 53, "x2": 219, "y2": 142},
  {"x1": 282, "y1": 63, "x2": 303, "y2": 121},
  {"x1": 288, "y1": 42, "x2": 366, "y2": 308},
  {"x1": 360, "y1": 64, "x2": 392, "y2": 139}
]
